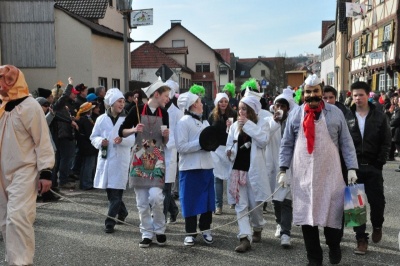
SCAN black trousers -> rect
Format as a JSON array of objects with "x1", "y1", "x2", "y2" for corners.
[
  {"x1": 185, "y1": 211, "x2": 212, "y2": 236},
  {"x1": 353, "y1": 165, "x2": 385, "y2": 240},
  {"x1": 105, "y1": 188, "x2": 128, "y2": 226},
  {"x1": 301, "y1": 225, "x2": 342, "y2": 265}
]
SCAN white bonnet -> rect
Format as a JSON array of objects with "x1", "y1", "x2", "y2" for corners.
[
  {"x1": 304, "y1": 74, "x2": 321, "y2": 87},
  {"x1": 274, "y1": 88, "x2": 297, "y2": 112},
  {"x1": 214, "y1": 92, "x2": 229, "y2": 106},
  {"x1": 241, "y1": 95, "x2": 261, "y2": 115},
  {"x1": 104, "y1": 88, "x2": 124, "y2": 106},
  {"x1": 177, "y1": 92, "x2": 199, "y2": 111},
  {"x1": 165, "y1": 79, "x2": 179, "y2": 99}
]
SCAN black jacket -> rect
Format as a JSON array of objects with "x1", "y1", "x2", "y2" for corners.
[
  {"x1": 345, "y1": 102, "x2": 391, "y2": 168},
  {"x1": 390, "y1": 107, "x2": 400, "y2": 143},
  {"x1": 76, "y1": 115, "x2": 98, "y2": 156}
]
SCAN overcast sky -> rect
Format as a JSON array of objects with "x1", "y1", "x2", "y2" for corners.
[{"x1": 129, "y1": 0, "x2": 337, "y2": 58}]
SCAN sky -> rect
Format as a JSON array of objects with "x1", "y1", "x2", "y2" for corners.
[{"x1": 129, "y1": 0, "x2": 337, "y2": 58}]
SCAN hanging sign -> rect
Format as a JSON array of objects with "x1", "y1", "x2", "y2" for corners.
[{"x1": 130, "y1": 9, "x2": 153, "y2": 27}]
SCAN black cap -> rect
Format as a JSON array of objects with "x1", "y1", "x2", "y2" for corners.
[{"x1": 38, "y1": 88, "x2": 52, "y2": 98}]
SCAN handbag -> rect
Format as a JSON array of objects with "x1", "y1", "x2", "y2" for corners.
[{"x1": 344, "y1": 184, "x2": 367, "y2": 227}]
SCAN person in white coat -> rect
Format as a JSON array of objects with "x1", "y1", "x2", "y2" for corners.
[
  {"x1": 226, "y1": 95, "x2": 273, "y2": 253},
  {"x1": 164, "y1": 79, "x2": 183, "y2": 223},
  {"x1": 90, "y1": 89, "x2": 136, "y2": 234}
]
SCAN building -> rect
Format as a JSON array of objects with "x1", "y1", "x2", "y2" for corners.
[{"x1": 319, "y1": 21, "x2": 336, "y2": 87}]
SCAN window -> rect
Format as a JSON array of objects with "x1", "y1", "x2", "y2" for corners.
[
  {"x1": 383, "y1": 23, "x2": 391, "y2": 41},
  {"x1": 354, "y1": 38, "x2": 360, "y2": 57},
  {"x1": 172, "y1": 40, "x2": 185, "y2": 47},
  {"x1": 219, "y1": 66, "x2": 228, "y2": 75},
  {"x1": 99, "y1": 77, "x2": 108, "y2": 90},
  {"x1": 240, "y1": 70, "x2": 245, "y2": 76},
  {"x1": 109, "y1": 0, "x2": 113, "y2": 7},
  {"x1": 261, "y1": 70, "x2": 266, "y2": 76},
  {"x1": 112, "y1": 79, "x2": 120, "y2": 89},
  {"x1": 387, "y1": 75, "x2": 392, "y2": 88},
  {"x1": 367, "y1": 0, "x2": 372, "y2": 10},
  {"x1": 378, "y1": 74, "x2": 390, "y2": 91},
  {"x1": 195, "y1": 63, "x2": 210, "y2": 72},
  {"x1": 327, "y1": 72, "x2": 334, "y2": 86},
  {"x1": 365, "y1": 33, "x2": 372, "y2": 52}
]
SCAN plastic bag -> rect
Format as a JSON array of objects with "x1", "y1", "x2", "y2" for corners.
[{"x1": 344, "y1": 184, "x2": 367, "y2": 227}]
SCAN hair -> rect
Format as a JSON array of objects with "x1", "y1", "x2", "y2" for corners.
[
  {"x1": 274, "y1": 98, "x2": 290, "y2": 109},
  {"x1": 95, "y1": 86, "x2": 105, "y2": 96},
  {"x1": 124, "y1": 91, "x2": 134, "y2": 100},
  {"x1": 211, "y1": 97, "x2": 235, "y2": 122},
  {"x1": 323, "y1": 86, "x2": 338, "y2": 98},
  {"x1": 149, "y1": 85, "x2": 170, "y2": 98},
  {"x1": 239, "y1": 102, "x2": 258, "y2": 133},
  {"x1": 350, "y1": 81, "x2": 371, "y2": 94}
]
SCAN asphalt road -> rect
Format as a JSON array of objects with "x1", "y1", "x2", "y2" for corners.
[{"x1": 1, "y1": 162, "x2": 400, "y2": 266}]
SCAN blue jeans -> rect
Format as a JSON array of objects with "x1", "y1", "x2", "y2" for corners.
[
  {"x1": 273, "y1": 199, "x2": 293, "y2": 236},
  {"x1": 58, "y1": 139, "x2": 75, "y2": 185},
  {"x1": 80, "y1": 155, "x2": 96, "y2": 189},
  {"x1": 214, "y1": 177, "x2": 223, "y2": 208},
  {"x1": 105, "y1": 189, "x2": 128, "y2": 227}
]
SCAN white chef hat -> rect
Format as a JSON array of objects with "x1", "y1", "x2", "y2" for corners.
[
  {"x1": 104, "y1": 88, "x2": 124, "y2": 106},
  {"x1": 214, "y1": 92, "x2": 229, "y2": 106},
  {"x1": 165, "y1": 79, "x2": 179, "y2": 99},
  {"x1": 244, "y1": 88, "x2": 263, "y2": 99},
  {"x1": 142, "y1": 78, "x2": 167, "y2": 98},
  {"x1": 274, "y1": 88, "x2": 297, "y2": 112},
  {"x1": 241, "y1": 95, "x2": 261, "y2": 115},
  {"x1": 304, "y1": 74, "x2": 321, "y2": 87},
  {"x1": 177, "y1": 92, "x2": 199, "y2": 111}
]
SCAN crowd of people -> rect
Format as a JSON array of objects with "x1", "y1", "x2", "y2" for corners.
[{"x1": 0, "y1": 64, "x2": 394, "y2": 266}]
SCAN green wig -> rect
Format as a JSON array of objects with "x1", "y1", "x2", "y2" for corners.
[
  {"x1": 222, "y1": 83, "x2": 235, "y2": 97},
  {"x1": 189, "y1": 84, "x2": 205, "y2": 96},
  {"x1": 294, "y1": 88, "x2": 302, "y2": 104},
  {"x1": 241, "y1": 78, "x2": 258, "y2": 91}
]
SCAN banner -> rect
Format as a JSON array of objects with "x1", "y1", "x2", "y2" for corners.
[
  {"x1": 345, "y1": 3, "x2": 366, "y2": 18},
  {"x1": 130, "y1": 9, "x2": 153, "y2": 27}
]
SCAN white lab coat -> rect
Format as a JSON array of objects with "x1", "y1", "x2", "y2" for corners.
[
  {"x1": 226, "y1": 117, "x2": 273, "y2": 202},
  {"x1": 90, "y1": 113, "x2": 135, "y2": 189},
  {"x1": 164, "y1": 104, "x2": 184, "y2": 183}
]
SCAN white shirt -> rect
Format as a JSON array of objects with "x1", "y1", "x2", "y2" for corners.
[{"x1": 356, "y1": 111, "x2": 367, "y2": 138}]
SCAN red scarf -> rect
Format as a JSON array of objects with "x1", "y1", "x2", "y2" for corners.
[{"x1": 303, "y1": 101, "x2": 324, "y2": 154}]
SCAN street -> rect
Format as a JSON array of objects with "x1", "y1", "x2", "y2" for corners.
[{"x1": 1, "y1": 162, "x2": 400, "y2": 266}]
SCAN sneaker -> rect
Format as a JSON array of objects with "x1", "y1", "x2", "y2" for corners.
[
  {"x1": 202, "y1": 230, "x2": 214, "y2": 244},
  {"x1": 59, "y1": 182, "x2": 76, "y2": 189},
  {"x1": 155, "y1": 234, "x2": 167, "y2": 246},
  {"x1": 372, "y1": 227, "x2": 382, "y2": 243},
  {"x1": 230, "y1": 204, "x2": 235, "y2": 209},
  {"x1": 329, "y1": 245, "x2": 342, "y2": 264},
  {"x1": 280, "y1": 234, "x2": 291, "y2": 248},
  {"x1": 104, "y1": 225, "x2": 114, "y2": 234},
  {"x1": 215, "y1": 207, "x2": 222, "y2": 215},
  {"x1": 184, "y1": 236, "x2": 195, "y2": 246},
  {"x1": 139, "y1": 238, "x2": 153, "y2": 248},
  {"x1": 168, "y1": 211, "x2": 179, "y2": 224},
  {"x1": 354, "y1": 238, "x2": 368, "y2": 255},
  {"x1": 275, "y1": 224, "x2": 281, "y2": 238}
]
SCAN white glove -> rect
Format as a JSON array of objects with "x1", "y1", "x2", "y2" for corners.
[
  {"x1": 276, "y1": 171, "x2": 288, "y2": 188},
  {"x1": 348, "y1": 170, "x2": 358, "y2": 184}
]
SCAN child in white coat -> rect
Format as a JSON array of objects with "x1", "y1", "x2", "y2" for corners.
[
  {"x1": 226, "y1": 95, "x2": 272, "y2": 253},
  {"x1": 90, "y1": 89, "x2": 136, "y2": 233}
]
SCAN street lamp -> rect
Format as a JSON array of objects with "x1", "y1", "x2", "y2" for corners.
[
  {"x1": 117, "y1": 0, "x2": 133, "y2": 92},
  {"x1": 381, "y1": 38, "x2": 392, "y2": 92}
]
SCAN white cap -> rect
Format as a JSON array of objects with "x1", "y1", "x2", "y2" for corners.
[
  {"x1": 241, "y1": 95, "x2": 261, "y2": 115},
  {"x1": 274, "y1": 88, "x2": 297, "y2": 112},
  {"x1": 304, "y1": 74, "x2": 321, "y2": 87},
  {"x1": 244, "y1": 88, "x2": 263, "y2": 99},
  {"x1": 142, "y1": 78, "x2": 166, "y2": 98},
  {"x1": 165, "y1": 79, "x2": 179, "y2": 99},
  {"x1": 104, "y1": 88, "x2": 124, "y2": 106},
  {"x1": 177, "y1": 92, "x2": 199, "y2": 111},
  {"x1": 214, "y1": 92, "x2": 229, "y2": 106}
]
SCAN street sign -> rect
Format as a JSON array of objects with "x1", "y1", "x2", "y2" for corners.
[
  {"x1": 370, "y1": 52, "x2": 383, "y2": 59},
  {"x1": 261, "y1": 79, "x2": 268, "y2": 89},
  {"x1": 155, "y1": 64, "x2": 174, "y2": 82},
  {"x1": 130, "y1": 9, "x2": 153, "y2": 27}
]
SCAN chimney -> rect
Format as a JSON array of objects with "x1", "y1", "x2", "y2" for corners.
[{"x1": 171, "y1": 20, "x2": 182, "y2": 28}]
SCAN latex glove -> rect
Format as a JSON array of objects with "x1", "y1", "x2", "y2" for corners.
[
  {"x1": 348, "y1": 170, "x2": 358, "y2": 184},
  {"x1": 276, "y1": 171, "x2": 288, "y2": 188}
]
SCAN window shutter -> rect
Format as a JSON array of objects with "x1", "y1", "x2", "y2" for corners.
[
  {"x1": 372, "y1": 73, "x2": 377, "y2": 91},
  {"x1": 378, "y1": 27, "x2": 383, "y2": 47},
  {"x1": 390, "y1": 20, "x2": 394, "y2": 41},
  {"x1": 358, "y1": 37, "x2": 362, "y2": 55},
  {"x1": 368, "y1": 33, "x2": 373, "y2": 52},
  {"x1": 362, "y1": 35, "x2": 366, "y2": 54}
]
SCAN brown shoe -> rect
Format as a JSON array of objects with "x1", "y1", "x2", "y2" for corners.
[
  {"x1": 354, "y1": 238, "x2": 368, "y2": 255},
  {"x1": 235, "y1": 237, "x2": 251, "y2": 253},
  {"x1": 252, "y1": 230, "x2": 262, "y2": 243},
  {"x1": 372, "y1": 227, "x2": 382, "y2": 243}
]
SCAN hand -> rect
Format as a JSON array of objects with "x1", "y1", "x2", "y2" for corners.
[
  {"x1": 71, "y1": 121, "x2": 79, "y2": 130},
  {"x1": 276, "y1": 171, "x2": 288, "y2": 188},
  {"x1": 273, "y1": 110, "x2": 283, "y2": 122},
  {"x1": 68, "y1": 77, "x2": 73, "y2": 85},
  {"x1": 226, "y1": 118, "x2": 233, "y2": 128},
  {"x1": 114, "y1": 136, "x2": 122, "y2": 144},
  {"x1": 135, "y1": 123, "x2": 144, "y2": 133},
  {"x1": 38, "y1": 179, "x2": 52, "y2": 194},
  {"x1": 348, "y1": 169, "x2": 358, "y2": 184},
  {"x1": 101, "y1": 139, "x2": 109, "y2": 147},
  {"x1": 237, "y1": 116, "x2": 247, "y2": 126},
  {"x1": 161, "y1": 128, "x2": 169, "y2": 137}
]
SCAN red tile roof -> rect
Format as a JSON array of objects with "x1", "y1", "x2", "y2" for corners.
[
  {"x1": 131, "y1": 42, "x2": 189, "y2": 70},
  {"x1": 215, "y1": 49, "x2": 231, "y2": 64},
  {"x1": 159, "y1": 47, "x2": 188, "y2": 54}
]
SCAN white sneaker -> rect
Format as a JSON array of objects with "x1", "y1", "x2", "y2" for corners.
[
  {"x1": 275, "y1": 224, "x2": 281, "y2": 238},
  {"x1": 184, "y1": 236, "x2": 195, "y2": 246},
  {"x1": 202, "y1": 230, "x2": 214, "y2": 244},
  {"x1": 281, "y1": 234, "x2": 291, "y2": 248}
]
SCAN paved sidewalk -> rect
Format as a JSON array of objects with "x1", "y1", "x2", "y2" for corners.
[{"x1": 1, "y1": 162, "x2": 400, "y2": 265}]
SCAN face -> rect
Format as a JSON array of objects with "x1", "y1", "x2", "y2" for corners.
[
  {"x1": 0, "y1": 73, "x2": 11, "y2": 97},
  {"x1": 92, "y1": 105, "x2": 100, "y2": 115},
  {"x1": 80, "y1": 88, "x2": 88, "y2": 98},
  {"x1": 304, "y1": 85, "x2": 322, "y2": 108},
  {"x1": 352, "y1": 89, "x2": 369, "y2": 108},
  {"x1": 191, "y1": 98, "x2": 203, "y2": 114},
  {"x1": 99, "y1": 88, "x2": 106, "y2": 98},
  {"x1": 273, "y1": 102, "x2": 289, "y2": 119},
  {"x1": 70, "y1": 92, "x2": 78, "y2": 101},
  {"x1": 218, "y1": 98, "x2": 229, "y2": 112},
  {"x1": 41, "y1": 105, "x2": 49, "y2": 113},
  {"x1": 47, "y1": 94, "x2": 54, "y2": 104},
  {"x1": 155, "y1": 90, "x2": 170, "y2": 108},
  {"x1": 238, "y1": 102, "x2": 248, "y2": 118},
  {"x1": 111, "y1": 98, "x2": 125, "y2": 114},
  {"x1": 322, "y1": 92, "x2": 336, "y2": 105}
]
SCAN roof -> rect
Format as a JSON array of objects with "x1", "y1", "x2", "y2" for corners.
[
  {"x1": 55, "y1": 5, "x2": 131, "y2": 42},
  {"x1": 55, "y1": 0, "x2": 108, "y2": 19},
  {"x1": 192, "y1": 72, "x2": 215, "y2": 82},
  {"x1": 319, "y1": 23, "x2": 335, "y2": 48},
  {"x1": 158, "y1": 47, "x2": 188, "y2": 55},
  {"x1": 215, "y1": 49, "x2": 231, "y2": 65},
  {"x1": 131, "y1": 42, "x2": 193, "y2": 73},
  {"x1": 321, "y1": 20, "x2": 335, "y2": 42},
  {"x1": 154, "y1": 23, "x2": 225, "y2": 63}
]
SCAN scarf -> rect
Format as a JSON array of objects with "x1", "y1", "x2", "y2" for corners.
[
  {"x1": 0, "y1": 65, "x2": 30, "y2": 118},
  {"x1": 303, "y1": 101, "x2": 324, "y2": 154}
]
